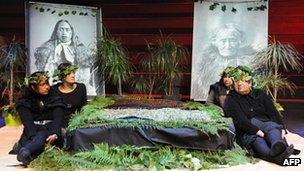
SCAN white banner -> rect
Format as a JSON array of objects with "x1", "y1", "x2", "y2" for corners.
[
  {"x1": 191, "y1": 0, "x2": 268, "y2": 100},
  {"x1": 26, "y1": 2, "x2": 103, "y2": 96}
]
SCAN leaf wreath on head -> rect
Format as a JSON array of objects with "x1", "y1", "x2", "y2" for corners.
[
  {"x1": 219, "y1": 66, "x2": 235, "y2": 77},
  {"x1": 52, "y1": 64, "x2": 79, "y2": 83},
  {"x1": 24, "y1": 72, "x2": 50, "y2": 87},
  {"x1": 229, "y1": 65, "x2": 253, "y2": 82}
]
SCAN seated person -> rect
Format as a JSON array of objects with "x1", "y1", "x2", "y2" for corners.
[
  {"x1": 52, "y1": 62, "x2": 87, "y2": 128},
  {"x1": 207, "y1": 66, "x2": 235, "y2": 144},
  {"x1": 15, "y1": 71, "x2": 65, "y2": 165},
  {"x1": 207, "y1": 66, "x2": 234, "y2": 109},
  {"x1": 224, "y1": 66, "x2": 297, "y2": 165}
]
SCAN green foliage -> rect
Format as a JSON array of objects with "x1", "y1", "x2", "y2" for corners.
[
  {"x1": 150, "y1": 34, "x2": 188, "y2": 96},
  {"x1": 33, "y1": 5, "x2": 97, "y2": 17},
  {"x1": 52, "y1": 64, "x2": 79, "y2": 82},
  {"x1": 134, "y1": 34, "x2": 188, "y2": 97},
  {"x1": 87, "y1": 96, "x2": 116, "y2": 109},
  {"x1": 185, "y1": 101, "x2": 228, "y2": 121},
  {"x1": 96, "y1": 31, "x2": 132, "y2": 96},
  {"x1": 228, "y1": 66, "x2": 253, "y2": 82},
  {"x1": 253, "y1": 40, "x2": 303, "y2": 102},
  {"x1": 31, "y1": 144, "x2": 254, "y2": 170},
  {"x1": 24, "y1": 71, "x2": 49, "y2": 87},
  {"x1": 253, "y1": 72, "x2": 295, "y2": 101},
  {"x1": 0, "y1": 36, "x2": 27, "y2": 108},
  {"x1": 184, "y1": 101, "x2": 204, "y2": 110},
  {"x1": 68, "y1": 98, "x2": 230, "y2": 135},
  {"x1": 30, "y1": 146, "x2": 100, "y2": 171},
  {"x1": 196, "y1": 0, "x2": 268, "y2": 12}
]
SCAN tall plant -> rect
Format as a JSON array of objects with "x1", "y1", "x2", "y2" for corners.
[
  {"x1": 96, "y1": 32, "x2": 131, "y2": 96},
  {"x1": 135, "y1": 35, "x2": 187, "y2": 98},
  {"x1": 151, "y1": 35, "x2": 188, "y2": 96},
  {"x1": 0, "y1": 36, "x2": 26, "y2": 109},
  {"x1": 253, "y1": 40, "x2": 303, "y2": 102}
]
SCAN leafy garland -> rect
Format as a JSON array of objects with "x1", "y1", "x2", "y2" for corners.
[
  {"x1": 24, "y1": 72, "x2": 49, "y2": 86},
  {"x1": 30, "y1": 144, "x2": 257, "y2": 170},
  {"x1": 32, "y1": 3, "x2": 98, "y2": 17},
  {"x1": 195, "y1": 0, "x2": 268, "y2": 13},
  {"x1": 52, "y1": 64, "x2": 79, "y2": 82},
  {"x1": 67, "y1": 97, "x2": 231, "y2": 136},
  {"x1": 227, "y1": 65, "x2": 253, "y2": 82}
]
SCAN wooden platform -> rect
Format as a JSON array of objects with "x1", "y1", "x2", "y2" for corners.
[{"x1": 0, "y1": 125, "x2": 303, "y2": 171}]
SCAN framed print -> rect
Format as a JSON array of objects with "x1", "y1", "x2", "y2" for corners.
[
  {"x1": 25, "y1": 1, "x2": 104, "y2": 96},
  {"x1": 191, "y1": 0, "x2": 268, "y2": 100}
]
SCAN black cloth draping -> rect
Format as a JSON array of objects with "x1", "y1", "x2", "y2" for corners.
[{"x1": 67, "y1": 126, "x2": 232, "y2": 152}]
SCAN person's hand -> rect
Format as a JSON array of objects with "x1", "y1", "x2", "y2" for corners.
[
  {"x1": 256, "y1": 130, "x2": 265, "y2": 138},
  {"x1": 46, "y1": 134, "x2": 58, "y2": 144}
]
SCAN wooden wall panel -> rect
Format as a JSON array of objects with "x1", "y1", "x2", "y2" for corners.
[{"x1": 0, "y1": 0, "x2": 304, "y2": 101}]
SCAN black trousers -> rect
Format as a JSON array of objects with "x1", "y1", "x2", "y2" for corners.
[
  {"x1": 241, "y1": 118, "x2": 283, "y2": 160},
  {"x1": 20, "y1": 125, "x2": 53, "y2": 157}
]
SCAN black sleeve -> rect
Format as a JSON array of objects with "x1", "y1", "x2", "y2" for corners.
[
  {"x1": 80, "y1": 83, "x2": 87, "y2": 108},
  {"x1": 262, "y1": 91, "x2": 284, "y2": 125},
  {"x1": 50, "y1": 106, "x2": 65, "y2": 136},
  {"x1": 206, "y1": 89, "x2": 216, "y2": 104},
  {"x1": 17, "y1": 106, "x2": 37, "y2": 138},
  {"x1": 224, "y1": 96, "x2": 259, "y2": 135}
]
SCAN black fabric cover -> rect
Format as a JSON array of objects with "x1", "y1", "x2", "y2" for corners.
[{"x1": 67, "y1": 126, "x2": 232, "y2": 152}]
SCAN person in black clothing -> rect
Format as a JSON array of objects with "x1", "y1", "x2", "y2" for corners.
[
  {"x1": 224, "y1": 66, "x2": 297, "y2": 165},
  {"x1": 207, "y1": 66, "x2": 234, "y2": 108},
  {"x1": 15, "y1": 71, "x2": 65, "y2": 165},
  {"x1": 52, "y1": 62, "x2": 87, "y2": 127}
]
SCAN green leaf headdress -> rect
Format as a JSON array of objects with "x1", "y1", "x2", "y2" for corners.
[
  {"x1": 52, "y1": 64, "x2": 79, "y2": 82},
  {"x1": 24, "y1": 71, "x2": 49, "y2": 87},
  {"x1": 229, "y1": 65, "x2": 253, "y2": 82},
  {"x1": 219, "y1": 66, "x2": 235, "y2": 77}
]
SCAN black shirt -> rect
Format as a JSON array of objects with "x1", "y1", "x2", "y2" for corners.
[
  {"x1": 53, "y1": 82, "x2": 87, "y2": 127},
  {"x1": 224, "y1": 89, "x2": 283, "y2": 135}
]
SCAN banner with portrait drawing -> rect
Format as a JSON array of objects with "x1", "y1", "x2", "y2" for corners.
[
  {"x1": 191, "y1": 0, "x2": 268, "y2": 100},
  {"x1": 25, "y1": 2, "x2": 103, "y2": 96}
]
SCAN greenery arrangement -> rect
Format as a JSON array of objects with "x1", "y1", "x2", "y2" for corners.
[
  {"x1": 96, "y1": 30, "x2": 132, "y2": 96},
  {"x1": 30, "y1": 97, "x2": 252, "y2": 170},
  {"x1": 67, "y1": 104, "x2": 229, "y2": 136},
  {"x1": 253, "y1": 40, "x2": 303, "y2": 102},
  {"x1": 0, "y1": 36, "x2": 26, "y2": 124},
  {"x1": 30, "y1": 144, "x2": 255, "y2": 170}
]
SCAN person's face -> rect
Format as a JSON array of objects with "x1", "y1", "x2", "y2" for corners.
[
  {"x1": 215, "y1": 31, "x2": 240, "y2": 57},
  {"x1": 57, "y1": 21, "x2": 72, "y2": 43},
  {"x1": 234, "y1": 80, "x2": 252, "y2": 95},
  {"x1": 63, "y1": 72, "x2": 76, "y2": 84},
  {"x1": 223, "y1": 76, "x2": 233, "y2": 87},
  {"x1": 32, "y1": 80, "x2": 50, "y2": 95}
]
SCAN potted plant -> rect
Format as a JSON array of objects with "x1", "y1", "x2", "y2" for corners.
[
  {"x1": 253, "y1": 39, "x2": 303, "y2": 113},
  {"x1": 96, "y1": 30, "x2": 131, "y2": 96},
  {"x1": 0, "y1": 36, "x2": 26, "y2": 126},
  {"x1": 132, "y1": 43, "x2": 167, "y2": 99},
  {"x1": 132, "y1": 34, "x2": 188, "y2": 99}
]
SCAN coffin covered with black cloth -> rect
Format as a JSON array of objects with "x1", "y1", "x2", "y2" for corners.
[{"x1": 67, "y1": 126, "x2": 232, "y2": 152}]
